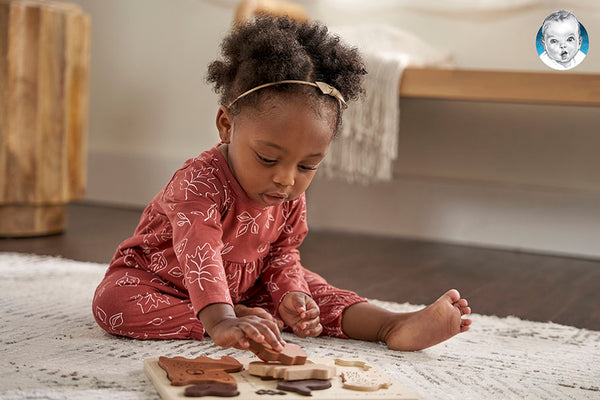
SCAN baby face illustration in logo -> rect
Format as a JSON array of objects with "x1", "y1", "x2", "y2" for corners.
[
  {"x1": 543, "y1": 14, "x2": 581, "y2": 63},
  {"x1": 537, "y1": 10, "x2": 588, "y2": 70}
]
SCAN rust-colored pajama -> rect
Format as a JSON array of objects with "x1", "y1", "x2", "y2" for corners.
[{"x1": 92, "y1": 146, "x2": 366, "y2": 340}]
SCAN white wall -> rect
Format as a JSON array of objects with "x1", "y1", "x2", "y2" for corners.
[
  {"x1": 73, "y1": 0, "x2": 233, "y2": 205},
  {"x1": 304, "y1": 1, "x2": 600, "y2": 259},
  {"x1": 307, "y1": 99, "x2": 600, "y2": 259},
  {"x1": 74, "y1": 1, "x2": 600, "y2": 258},
  {"x1": 307, "y1": 0, "x2": 600, "y2": 71}
]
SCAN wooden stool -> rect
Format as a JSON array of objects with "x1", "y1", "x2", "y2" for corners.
[
  {"x1": 233, "y1": 0, "x2": 308, "y2": 27},
  {"x1": 0, "y1": 0, "x2": 90, "y2": 236}
]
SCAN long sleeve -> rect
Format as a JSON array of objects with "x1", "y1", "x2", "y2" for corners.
[
  {"x1": 161, "y1": 162, "x2": 233, "y2": 315},
  {"x1": 260, "y1": 194, "x2": 311, "y2": 309}
]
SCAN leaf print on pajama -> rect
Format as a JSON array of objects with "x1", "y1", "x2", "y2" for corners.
[
  {"x1": 92, "y1": 145, "x2": 367, "y2": 341},
  {"x1": 184, "y1": 243, "x2": 225, "y2": 291}
]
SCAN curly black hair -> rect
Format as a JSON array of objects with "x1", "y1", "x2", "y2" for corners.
[{"x1": 206, "y1": 16, "x2": 366, "y2": 123}]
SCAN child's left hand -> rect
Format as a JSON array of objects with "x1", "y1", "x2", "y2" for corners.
[{"x1": 278, "y1": 292, "x2": 323, "y2": 338}]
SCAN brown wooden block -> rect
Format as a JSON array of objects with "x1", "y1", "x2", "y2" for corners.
[
  {"x1": 183, "y1": 382, "x2": 239, "y2": 397},
  {"x1": 248, "y1": 341, "x2": 307, "y2": 365},
  {"x1": 277, "y1": 379, "x2": 332, "y2": 396},
  {"x1": 158, "y1": 356, "x2": 243, "y2": 386}
]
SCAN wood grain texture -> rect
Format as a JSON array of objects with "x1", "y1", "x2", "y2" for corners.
[
  {"x1": 400, "y1": 68, "x2": 600, "y2": 106},
  {"x1": 248, "y1": 340, "x2": 307, "y2": 365},
  {"x1": 144, "y1": 358, "x2": 417, "y2": 400},
  {"x1": 157, "y1": 356, "x2": 243, "y2": 387},
  {"x1": 248, "y1": 361, "x2": 336, "y2": 381},
  {"x1": 0, "y1": 0, "x2": 90, "y2": 236},
  {"x1": 234, "y1": 0, "x2": 308, "y2": 27}
]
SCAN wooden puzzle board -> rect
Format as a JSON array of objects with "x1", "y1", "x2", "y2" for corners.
[{"x1": 144, "y1": 358, "x2": 419, "y2": 400}]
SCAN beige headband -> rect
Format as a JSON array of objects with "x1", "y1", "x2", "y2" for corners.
[{"x1": 228, "y1": 80, "x2": 347, "y2": 109}]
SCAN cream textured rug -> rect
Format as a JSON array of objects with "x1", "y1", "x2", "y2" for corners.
[{"x1": 1, "y1": 252, "x2": 599, "y2": 400}]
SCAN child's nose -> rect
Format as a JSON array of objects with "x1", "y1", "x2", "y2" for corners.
[{"x1": 273, "y1": 166, "x2": 295, "y2": 187}]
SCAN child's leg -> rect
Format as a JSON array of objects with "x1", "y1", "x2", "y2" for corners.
[
  {"x1": 341, "y1": 289, "x2": 472, "y2": 351},
  {"x1": 301, "y1": 269, "x2": 368, "y2": 338},
  {"x1": 92, "y1": 267, "x2": 205, "y2": 340}
]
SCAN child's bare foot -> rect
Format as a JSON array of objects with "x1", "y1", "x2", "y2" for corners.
[{"x1": 383, "y1": 289, "x2": 471, "y2": 351}]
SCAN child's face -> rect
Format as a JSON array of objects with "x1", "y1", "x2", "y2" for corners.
[
  {"x1": 542, "y1": 17, "x2": 582, "y2": 64},
  {"x1": 217, "y1": 94, "x2": 335, "y2": 207}
]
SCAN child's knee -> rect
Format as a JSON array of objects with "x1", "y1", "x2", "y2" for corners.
[{"x1": 92, "y1": 281, "x2": 203, "y2": 339}]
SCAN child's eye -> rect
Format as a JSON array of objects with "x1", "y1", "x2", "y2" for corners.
[
  {"x1": 256, "y1": 153, "x2": 277, "y2": 164},
  {"x1": 299, "y1": 164, "x2": 318, "y2": 172},
  {"x1": 550, "y1": 39, "x2": 558, "y2": 44}
]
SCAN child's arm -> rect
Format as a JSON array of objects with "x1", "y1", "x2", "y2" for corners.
[
  {"x1": 261, "y1": 196, "x2": 312, "y2": 316},
  {"x1": 199, "y1": 303, "x2": 286, "y2": 351},
  {"x1": 278, "y1": 292, "x2": 323, "y2": 338}
]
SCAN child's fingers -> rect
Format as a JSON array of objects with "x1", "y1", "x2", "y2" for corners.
[
  {"x1": 303, "y1": 306, "x2": 320, "y2": 320},
  {"x1": 292, "y1": 294, "x2": 307, "y2": 314},
  {"x1": 303, "y1": 298, "x2": 320, "y2": 318},
  {"x1": 294, "y1": 322, "x2": 323, "y2": 338},
  {"x1": 299, "y1": 315, "x2": 321, "y2": 331},
  {"x1": 235, "y1": 336, "x2": 250, "y2": 350},
  {"x1": 238, "y1": 322, "x2": 265, "y2": 344},
  {"x1": 254, "y1": 309, "x2": 278, "y2": 325},
  {"x1": 307, "y1": 323, "x2": 323, "y2": 337},
  {"x1": 300, "y1": 323, "x2": 323, "y2": 338},
  {"x1": 242, "y1": 318, "x2": 284, "y2": 351},
  {"x1": 275, "y1": 317, "x2": 285, "y2": 330},
  {"x1": 235, "y1": 304, "x2": 277, "y2": 323}
]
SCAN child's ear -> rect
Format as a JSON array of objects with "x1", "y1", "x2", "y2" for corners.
[{"x1": 216, "y1": 106, "x2": 233, "y2": 144}]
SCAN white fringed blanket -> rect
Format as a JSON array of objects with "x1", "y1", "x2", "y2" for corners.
[
  {"x1": 320, "y1": 25, "x2": 454, "y2": 183},
  {"x1": 1, "y1": 252, "x2": 599, "y2": 399}
]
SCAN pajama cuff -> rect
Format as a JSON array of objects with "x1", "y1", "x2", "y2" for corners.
[{"x1": 322, "y1": 297, "x2": 369, "y2": 339}]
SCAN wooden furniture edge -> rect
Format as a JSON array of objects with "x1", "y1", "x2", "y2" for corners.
[{"x1": 399, "y1": 68, "x2": 600, "y2": 106}]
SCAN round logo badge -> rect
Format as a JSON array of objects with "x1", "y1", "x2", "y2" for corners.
[{"x1": 536, "y1": 10, "x2": 588, "y2": 70}]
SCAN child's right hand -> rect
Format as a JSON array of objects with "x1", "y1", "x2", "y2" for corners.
[{"x1": 198, "y1": 303, "x2": 285, "y2": 351}]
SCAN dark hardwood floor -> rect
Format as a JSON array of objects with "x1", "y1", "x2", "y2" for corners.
[{"x1": 2, "y1": 202, "x2": 598, "y2": 331}]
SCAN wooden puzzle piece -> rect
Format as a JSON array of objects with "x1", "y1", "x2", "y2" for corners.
[
  {"x1": 248, "y1": 341, "x2": 307, "y2": 365},
  {"x1": 145, "y1": 358, "x2": 420, "y2": 400},
  {"x1": 248, "y1": 361, "x2": 336, "y2": 381},
  {"x1": 255, "y1": 389, "x2": 287, "y2": 395},
  {"x1": 340, "y1": 370, "x2": 393, "y2": 392},
  {"x1": 334, "y1": 359, "x2": 372, "y2": 371},
  {"x1": 183, "y1": 382, "x2": 239, "y2": 397},
  {"x1": 276, "y1": 379, "x2": 332, "y2": 396},
  {"x1": 158, "y1": 356, "x2": 243, "y2": 386}
]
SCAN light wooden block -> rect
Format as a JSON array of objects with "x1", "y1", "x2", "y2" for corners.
[{"x1": 248, "y1": 361, "x2": 336, "y2": 381}]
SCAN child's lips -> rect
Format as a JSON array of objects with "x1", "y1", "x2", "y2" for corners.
[{"x1": 262, "y1": 193, "x2": 288, "y2": 206}]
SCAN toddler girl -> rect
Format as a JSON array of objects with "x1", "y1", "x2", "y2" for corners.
[{"x1": 92, "y1": 16, "x2": 471, "y2": 352}]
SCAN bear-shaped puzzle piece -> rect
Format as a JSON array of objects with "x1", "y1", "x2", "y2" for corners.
[{"x1": 158, "y1": 356, "x2": 243, "y2": 386}]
